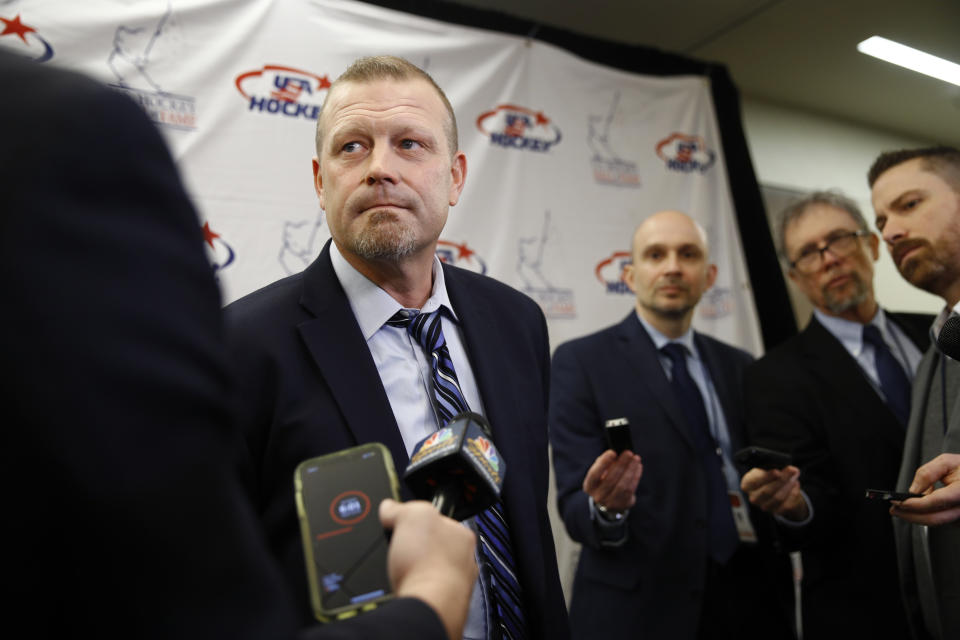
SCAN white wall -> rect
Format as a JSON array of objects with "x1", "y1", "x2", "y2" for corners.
[{"x1": 741, "y1": 98, "x2": 945, "y2": 317}]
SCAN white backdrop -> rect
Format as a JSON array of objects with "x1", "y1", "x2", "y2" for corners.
[
  {"x1": 4, "y1": 0, "x2": 766, "y2": 598},
  {"x1": 5, "y1": 0, "x2": 763, "y2": 353}
]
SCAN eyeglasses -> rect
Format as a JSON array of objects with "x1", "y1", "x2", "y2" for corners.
[{"x1": 789, "y1": 229, "x2": 871, "y2": 273}]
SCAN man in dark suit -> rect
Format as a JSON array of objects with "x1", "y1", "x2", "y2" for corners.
[
  {"x1": 869, "y1": 147, "x2": 960, "y2": 640},
  {"x1": 2, "y1": 49, "x2": 479, "y2": 640},
  {"x1": 225, "y1": 56, "x2": 568, "y2": 639},
  {"x1": 741, "y1": 192, "x2": 928, "y2": 639},
  {"x1": 550, "y1": 210, "x2": 792, "y2": 639}
]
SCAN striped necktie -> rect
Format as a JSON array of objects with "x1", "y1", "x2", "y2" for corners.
[{"x1": 387, "y1": 308, "x2": 528, "y2": 640}]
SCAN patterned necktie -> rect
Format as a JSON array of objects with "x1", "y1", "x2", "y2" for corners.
[
  {"x1": 661, "y1": 343, "x2": 739, "y2": 564},
  {"x1": 388, "y1": 308, "x2": 527, "y2": 640},
  {"x1": 862, "y1": 325, "x2": 911, "y2": 427}
]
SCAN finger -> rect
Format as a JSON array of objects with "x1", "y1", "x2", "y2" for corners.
[
  {"x1": 583, "y1": 450, "x2": 617, "y2": 493},
  {"x1": 379, "y1": 498, "x2": 400, "y2": 529},
  {"x1": 910, "y1": 454, "x2": 960, "y2": 493},
  {"x1": 741, "y1": 467, "x2": 777, "y2": 492},
  {"x1": 892, "y1": 505, "x2": 960, "y2": 526}
]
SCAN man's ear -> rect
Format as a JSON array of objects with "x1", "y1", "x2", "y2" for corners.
[
  {"x1": 448, "y1": 151, "x2": 467, "y2": 206},
  {"x1": 704, "y1": 263, "x2": 718, "y2": 290},
  {"x1": 868, "y1": 231, "x2": 880, "y2": 261},
  {"x1": 312, "y1": 157, "x2": 324, "y2": 209},
  {"x1": 623, "y1": 263, "x2": 637, "y2": 294}
]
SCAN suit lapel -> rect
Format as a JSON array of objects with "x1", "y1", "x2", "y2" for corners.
[
  {"x1": 296, "y1": 241, "x2": 410, "y2": 471},
  {"x1": 614, "y1": 314, "x2": 697, "y2": 452},
  {"x1": 801, "y1": 316, "x2": 905, "y2": 450},
  {"x1": 443, "y1": 267, "x2": 529, "y2": 475}
]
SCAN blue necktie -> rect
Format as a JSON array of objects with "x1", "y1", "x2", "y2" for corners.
[
  {"x1": 388, "y1": 308, "x2": 527, "y2": 640},
  {"x1": 862, "y1": 325, "x2": 911, "y2": 427},
  {"x1": 661, "y1": 343, "x2": 739, "y2": 564}
]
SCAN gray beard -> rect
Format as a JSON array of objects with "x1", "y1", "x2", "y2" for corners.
[
  {"x1": 351, "y1": 214, "x2": 419, "y2": 261},
  {"x1": 823, "y1": 275, "x2": 868, "y2": 314}
]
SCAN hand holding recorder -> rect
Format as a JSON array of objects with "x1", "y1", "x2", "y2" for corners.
[
  {"x1": 737, "y1": 447, "x2": 809, "y2": 521},
  {"x1": 890, "y1": 453, "x2": 960, "y2": 526}
]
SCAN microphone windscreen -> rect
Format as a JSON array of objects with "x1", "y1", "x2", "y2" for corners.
[{"x1": 938, "y1": 313, "x2": 960, "y2": 361}]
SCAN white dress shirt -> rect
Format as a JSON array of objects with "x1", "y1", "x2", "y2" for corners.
[{"x1": 330, "y1": 243, "x2": 489, "y2": 640}]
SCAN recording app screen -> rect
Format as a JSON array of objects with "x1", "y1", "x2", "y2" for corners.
[{"x1": 301, "y1": 448, "x2": 393, "y2": 610}]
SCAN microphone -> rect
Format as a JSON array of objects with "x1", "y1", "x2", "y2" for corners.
[
  {"x1": 938, "y1": 313, "x2": 960, "y2": 361},
  {"x1": 403, "y1": 412, "x2": 505, "y2": 521}
]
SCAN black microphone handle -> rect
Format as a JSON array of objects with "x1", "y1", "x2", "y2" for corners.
[{"x1": 431, "y1": 484, "x2": 459, "y2": 519}]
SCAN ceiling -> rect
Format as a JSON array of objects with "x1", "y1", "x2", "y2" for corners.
[{"x1": 439, "y1": 0, "x2": 960, "y2": 147}]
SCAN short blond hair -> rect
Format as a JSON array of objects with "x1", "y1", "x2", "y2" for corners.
[{"x1": 315, "y1": 55, "x2": 458, "y2": 158}]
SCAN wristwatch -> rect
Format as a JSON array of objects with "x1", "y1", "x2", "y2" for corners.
[{"x1": 595, "y1": 501, "x2": 627, "y2": 522}]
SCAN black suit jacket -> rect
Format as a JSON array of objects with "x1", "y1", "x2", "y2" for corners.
[
  {"x1": 2, "y1": 51, "x2": 448, "y2": 640},
  {"x1": 550, "y1": 313, "x2": 791, "y2": 639},
  {"x1": 224, "y1": 241, "x2": 570, "y2": 639},
  {"x1": 744, "y1": 311, "x2": 932, "y2": 639}
]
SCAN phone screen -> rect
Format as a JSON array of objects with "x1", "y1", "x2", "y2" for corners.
[{"x1": 295, "y1": 443, "x2": 399, "y2": 619}]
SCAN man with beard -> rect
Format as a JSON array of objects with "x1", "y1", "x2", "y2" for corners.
[
  {"x1": 225, "y1": 56, "x2": 568, "y2": 640},
  {"x1": 869, "y1": 146, "x2": 960, "y2": 640},
  {"x1": 550, "y1": 211, "x2": 792, "y2": 639},
  {"x1": 740, "y1": 192, "x2": 929, "y2": 639}
]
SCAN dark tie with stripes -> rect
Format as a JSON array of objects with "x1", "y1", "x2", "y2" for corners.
[{"x1": 387, "y1": 308, "x2": 527, "y2": 640}]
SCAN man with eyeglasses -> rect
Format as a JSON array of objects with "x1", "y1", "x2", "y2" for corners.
[{"x1": 739, "y1": 191, "x2": 930, "y2": 639}]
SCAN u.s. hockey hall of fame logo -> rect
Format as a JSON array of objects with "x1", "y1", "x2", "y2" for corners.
[
  {"x1": 517, "y1": 211, "x2": 576, "y2": 319},
  {"x1": 105, "y1": 1, "x2": 197, "y2": 131},
  {"x1": 588, "y1": 91, "x2": 641, "y2": 188}
]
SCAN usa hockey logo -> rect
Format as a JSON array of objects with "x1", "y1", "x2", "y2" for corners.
[
  {"x1": 595, "y1": 250, "x2": 632, "y2": 294},
  {"x1": 436, "y1": 240, "x2": 487, "y2": 275},
  {"x1": 0, "y1": 13, "x2": 54, "y2": 62},
  {"x1": 235, "y1": 64, "x2": 331, "y2": 121},
  {"x1": 476, "y1": 104, "x2": 562, "y2": 152},
  {"x1": 202, "y1": 221, "x2": 235, "y2": 275},
  {"x1": 656, "y1": 133, "x2": 716, "y2": 173}
]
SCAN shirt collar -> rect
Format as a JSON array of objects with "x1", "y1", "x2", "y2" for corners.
[
  {"x1": 634, "y1": 310, "x2": 699, "y2": 358},
  {"x1": 813, "y1": 306, "x2": 886, "y2": 356},
  {"x1": 931, "y1": 303, "x2": 958, "y2": 339},
  {"x1": 330, "y1": 242, "x2": 459, "y2": 341}
]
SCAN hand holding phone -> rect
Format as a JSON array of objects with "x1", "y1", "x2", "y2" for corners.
[
  {"x1": 294, "y1": 443, "x2": 400, "y2": 621},
  {"x1": 734, "y1": 446, "x2": 792, "y2": 470},
  {"x1": 865, "y1": 488, "x2": 924, "y2": 502}
]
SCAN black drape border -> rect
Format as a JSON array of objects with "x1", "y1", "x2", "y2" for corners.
[{"x1": 359, "y1": 0, "x2": 798, "y2": 348}]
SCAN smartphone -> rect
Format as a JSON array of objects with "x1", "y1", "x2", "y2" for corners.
[
  {"x1": 734, "y1": 446, "x2": 792, "y2": 470},
  {"x1": 865, "y1": 488, "x2": 924, "y2": 502},
  {"x1": 604, "y1": 417, "x2": 634, "y2": 453},
  {"x1": 294, "y1": 443, "x2": 400, "y2": 622}
]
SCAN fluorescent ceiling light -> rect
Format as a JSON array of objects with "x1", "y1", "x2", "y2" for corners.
[{"x1": 857, "y1": 36, "x2": 960, "y2": 87}]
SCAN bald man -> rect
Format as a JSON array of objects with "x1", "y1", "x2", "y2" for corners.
[{"x1": 549, "y1": 211, "x2": 792, "y2": 639}]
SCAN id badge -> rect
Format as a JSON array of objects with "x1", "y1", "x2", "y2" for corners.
[{"x1": 729, "y1": 490, "x2": 757, "y2": 543}]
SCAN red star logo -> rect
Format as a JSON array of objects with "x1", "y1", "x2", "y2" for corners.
[
  {"x1": 1, "y1": 14, "x2": 37, "y2": 44},
  {"x1": 202, "y1": 221, "x2": 220, "y2": 249},
  {"x1": 535, "y1": 111, "x2": 550, "y2": 126},
  {"x1": 317, "y1": 75, "x2": 332, "y2": 89},
  {"x1": 456, "y1": 242, "x2": 475, "y2": 260}
]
